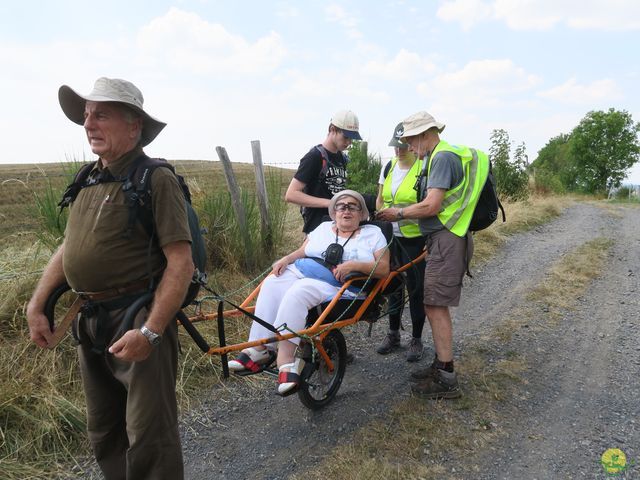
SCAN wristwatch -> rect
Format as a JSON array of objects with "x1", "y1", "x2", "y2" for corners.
[
  {"x1": 397, "y1": 208, "x2": 404, "y2": 220},
  {"x1": 140, "y1": 325, "x2": 162, "y2": 346}
]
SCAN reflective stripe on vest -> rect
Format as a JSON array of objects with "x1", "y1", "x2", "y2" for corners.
[
  {"x1": 427, "y1": 140, "x2": 489, "y2": 237},
  {"x1": 382, "y1": 157, "x2": 423, "y2": 238}
]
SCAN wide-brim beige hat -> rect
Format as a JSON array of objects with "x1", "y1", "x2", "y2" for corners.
[
  {"x1": 328, "y1": 190, "x2": 369, "y2": 221},
  {"x1": 58, "y1": 77, "x2": 166, "y2": 147},
  {"x1": 400, "y1": 111, "x2": 445, "y2": 139}
]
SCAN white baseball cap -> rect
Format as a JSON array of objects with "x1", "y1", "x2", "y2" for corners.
[{"x1": 331, "y1": 109, "x2": 362, "y2": 140}]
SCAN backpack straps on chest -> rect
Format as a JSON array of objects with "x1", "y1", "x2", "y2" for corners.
[
  {"x1": 122, "y1": 155, "x2": 157, "y2": 239},
  {"x1": 58, "y1": 162, "x2": 98, "y2": 211},
  {"x1": 314, "y1": 144, "x2": 348, "y2": 179}
]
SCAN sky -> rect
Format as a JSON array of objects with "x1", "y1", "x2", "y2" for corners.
[{"x1": 1, "y1": 0, "x2": 640, "y2": 183}]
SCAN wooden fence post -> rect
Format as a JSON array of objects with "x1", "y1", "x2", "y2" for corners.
[
  {"x1": 216, "y1": 146, "x2": 254, "y2": 271},
  {"x1": 251, "y1": 140, "x2": 272, "y2": 248}
]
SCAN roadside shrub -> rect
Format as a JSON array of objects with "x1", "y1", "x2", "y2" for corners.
[
  {"x1": 199, "y1": 169, "x2": 287, "y2": 273},
  {"x1": 533, "y1": 166, "x2": 566, "y2": 195},
  {"x1": 346, "y1": 141, "x2": 382, "y2": 196},
  {"x1": 490, "y1": 129, "x2": 530, "y2": 201},
  {"x1": 27, "y1": 158, "x2": 84, "y2": 250}
]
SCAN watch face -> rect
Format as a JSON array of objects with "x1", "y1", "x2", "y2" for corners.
[{"x1": 141, "y1": 326, "x2": 161, "y2": 346}]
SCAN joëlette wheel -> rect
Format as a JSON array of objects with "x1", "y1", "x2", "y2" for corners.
[{"x1": 298, "y1": 329, "x2": 347, "y2": 410}]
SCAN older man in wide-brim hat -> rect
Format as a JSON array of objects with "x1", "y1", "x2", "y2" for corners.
[
  {"x1": 27, "y1": 77, "x2": 193, "y2": 479},
  {"x1": 377, "y1": 110, "x2": 490, "y2": 401}
]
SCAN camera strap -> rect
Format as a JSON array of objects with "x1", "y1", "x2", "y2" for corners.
[{"x1": 335, "y1": 227, "x2": 357, "y2": 247}]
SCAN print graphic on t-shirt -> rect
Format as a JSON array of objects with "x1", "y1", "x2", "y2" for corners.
[{"x1": 325, "y1": 164, "x2": 347, "y2": 194}]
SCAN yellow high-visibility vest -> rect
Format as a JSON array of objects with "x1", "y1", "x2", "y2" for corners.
[
  {"x1": 382, "y1": 157, "x2": 424, "y2": 238},
  {"x1": 427, "y1": 140, "x2": 489, "y2": 237}
]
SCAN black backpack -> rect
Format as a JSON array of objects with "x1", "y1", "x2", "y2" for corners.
[
  {"x1": 59, "y1": 155, "x2": 207, "y2": 307},
  {"x1": 468, "y1": 155, "x2": 506, "y2": 232}
]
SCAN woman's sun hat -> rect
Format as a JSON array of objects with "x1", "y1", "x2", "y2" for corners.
[{"x1": 328, "y1": 190, "x2": 369, "y2": 221}]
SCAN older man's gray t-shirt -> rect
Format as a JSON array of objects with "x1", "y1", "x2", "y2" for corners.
[{"x1": 419, "y1": 150, "x2": 464, "y2": 235}]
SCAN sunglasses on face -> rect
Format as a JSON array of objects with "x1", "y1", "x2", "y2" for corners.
[{"x1": 334, "y1": 202, "x2": 362, "y2": 212}]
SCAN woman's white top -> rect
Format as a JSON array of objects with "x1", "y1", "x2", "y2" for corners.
[{"x1": 305, "y1": 221, "x2": 387, "y2": 263}]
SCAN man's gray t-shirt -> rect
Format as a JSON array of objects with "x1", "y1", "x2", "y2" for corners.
[{"x1": 418, "y1": 149, "x2": 464, "y2": 235}]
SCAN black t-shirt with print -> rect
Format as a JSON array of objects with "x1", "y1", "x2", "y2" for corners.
[{"x1": 294, "y1": 146, "x2": 347, "y2": 233}]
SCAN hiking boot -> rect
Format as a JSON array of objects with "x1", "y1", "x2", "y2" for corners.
[
  {"x1": 406, "y1": 337, "x2": 423, "y2": 362},
  {"x1": 376, "y1": 331, "x2": 400, "y2": 355},
  {"x1": 411, "y1": 369, "x2": 461, "y2": 399},
  {"x1": 409, "y1": 359, "x2": 437, "y2": 382}
]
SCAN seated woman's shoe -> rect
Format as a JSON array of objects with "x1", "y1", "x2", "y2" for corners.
[
  {"x1": 277, "y1": 358, "x2": 305, "y2": 396},
  {"x1": 228, "y1": 347, "x2": 275, "y2": 372}
]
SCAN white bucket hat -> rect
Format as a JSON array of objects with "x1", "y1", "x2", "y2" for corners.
[
  {"x1": 328, "y1": 190, "x2": 369, "y2": 221},
  {"x1": 58, "y1": 77, "x2": 166, "y2": 147},
  {"x1": 331, "y1": 109, "x2": 362, "y2": 140},
  {"x1": 400, "y1": 111, "x2": 445, "y2": 139}
]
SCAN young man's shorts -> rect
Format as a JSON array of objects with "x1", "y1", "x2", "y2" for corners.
[{"x1": 423, "y1": 229, "x2": 473, "y2": 307}]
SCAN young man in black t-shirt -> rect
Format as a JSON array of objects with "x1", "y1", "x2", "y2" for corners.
[{"x1": 285, "y1": 109, "x2": 362, "y2": 233}]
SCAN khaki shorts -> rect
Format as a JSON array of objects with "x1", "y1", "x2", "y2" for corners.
[{"x1": 423, "y1": 229, "x2": 473, "y2": 307}]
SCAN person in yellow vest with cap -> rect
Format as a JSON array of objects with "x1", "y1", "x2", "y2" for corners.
[
  {"x1": 377, "y1": 111, "x2": 489, "y2": 399},
  {"x1": 375, "y1": 123, "x2": 427, "y2": 362}
]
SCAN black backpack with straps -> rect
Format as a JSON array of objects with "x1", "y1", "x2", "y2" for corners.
[
  {"x1": 410, "y1": 150, "x2": 505, "y2": 232},
  {"x1": 59, "y1": 155, "x2": 207, "y2": 308},
  {"x1": 468, "y1": 155, "x2": 506, "y2": 232}
]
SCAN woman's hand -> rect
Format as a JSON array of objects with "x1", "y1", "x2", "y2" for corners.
[
  {"x1": 333, "y1": 261, "x2": 356, "y2": 283},
  {"x1": 271, "y1": 257, "x2": 290, "y2": 276}
]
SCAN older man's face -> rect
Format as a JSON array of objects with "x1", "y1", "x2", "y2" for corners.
[
  {"x1": 404, "y1": 134, "x2": 428, "y2": 158},
  {"x1": 83, "y1": 101, "x2": 141, "y2": 163}
]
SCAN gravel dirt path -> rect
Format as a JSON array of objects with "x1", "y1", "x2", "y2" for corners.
[
  {"x1": 179, "y1": 201, "x2": 639, "y2": 479},
  {"x1": 68, "y1": 201, "x2": 640, "y2": 479}
]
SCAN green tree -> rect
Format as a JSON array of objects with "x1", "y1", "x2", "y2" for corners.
[
  {"x1": 346, "y1": 141, "x2": 381, "y2": 195},
  {"x1": 489, "y1": 129, "x2": 530, "y2": 200},
  {"x1": 570, "y1": 108, "x2": 640, "y2": 194},
  {"x1": 530, "y1": 133, "x2": 574, "y2": 192}
]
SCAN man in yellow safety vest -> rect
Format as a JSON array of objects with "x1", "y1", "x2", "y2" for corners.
[{"x1": 376, "y1": 111, "x2": 489, "y2": 399}]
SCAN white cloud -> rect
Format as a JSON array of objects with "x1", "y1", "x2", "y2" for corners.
[
  {"x1": 362, "y1": 49, "x2": 438, "y2": 81},
  {"x1": 419, "y1": 59, "x2": 539, "y2": 103},
  {"x1": 436, "y1": 0, "x2": 493, "y2": 31},
  {"x1": 324, "y1": 4, "x2": 362, "y2": 39},
  {"x1": 437, "y1": 0, "x2": 640, "y2": 31},
  {"x1": 538, "y1": 77, "x2": 622, "y2": 105},
  {"x1": 492, "y1": 0, "x2": 562, "y2": 30},
  {"x1": 136, "y1": 8, "x2": 287, "y2": 75}
]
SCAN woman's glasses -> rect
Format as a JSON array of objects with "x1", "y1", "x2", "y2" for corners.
[{"x1": 334, "y1": 202, "x2": 362, "y2": 212}]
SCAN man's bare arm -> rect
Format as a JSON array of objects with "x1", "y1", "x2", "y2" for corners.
[
  {"x1": 285, "y1": 178, "x2": 332, "y2": 208},
  {"x1": 26, "y1": 245, "x2": 67, "y2": 348}
]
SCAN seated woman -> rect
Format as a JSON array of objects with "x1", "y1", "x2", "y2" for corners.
[{"x1": 229, "y1": 190, "x2": 391, "y2": 395}]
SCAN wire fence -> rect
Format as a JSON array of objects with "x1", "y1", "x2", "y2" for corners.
[{"x1": 0, "y1": 154, "x2": 397, "y2": 182}]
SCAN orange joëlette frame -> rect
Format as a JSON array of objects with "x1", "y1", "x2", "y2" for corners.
[{"x1": 183, "y1": 249, "x2": 427, "y2": 360}]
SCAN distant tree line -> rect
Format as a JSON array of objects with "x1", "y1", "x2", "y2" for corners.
[
  {"x1": 347, "y1": 107, "x2": 639, "y2": 203},
  {"x1": 530, "y1": 108, "x2": 640, "y2": 195}
]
